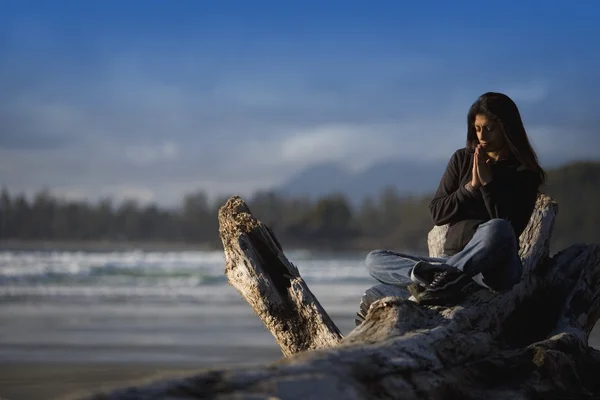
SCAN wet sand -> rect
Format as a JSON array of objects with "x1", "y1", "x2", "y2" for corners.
[
  {"x1": 0, "y1": 363, "x2": 209, "y2": 399},
  {"x1": 4, "y1": 363, "x2": 214, "y2": 399},
  {"x1": 0, "y1": 356, "x2": 283, "y2": 400},
  {"x1": 0, "y1": 306, "x2": 358, "y2": 400}
]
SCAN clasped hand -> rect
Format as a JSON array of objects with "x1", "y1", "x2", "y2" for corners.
[{"x1": 471, "y1": 144, "x2": 493, "y2": 189}]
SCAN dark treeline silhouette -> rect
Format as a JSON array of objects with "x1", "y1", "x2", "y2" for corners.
[{"x1": 1, "y1": 161, "x2": 599, "y2": 253}]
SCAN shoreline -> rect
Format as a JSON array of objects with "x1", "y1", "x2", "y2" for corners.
[
  {"x1": 0, "y1": 239, "x2": 421, "y2": 254},
  {"x1": 0, "y1": 239, "x2": 220, "y2": 252}
]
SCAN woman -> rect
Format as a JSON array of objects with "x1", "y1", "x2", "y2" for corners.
[{"x1": 365, "y1": 92, "x2": 546, "y2": 305}]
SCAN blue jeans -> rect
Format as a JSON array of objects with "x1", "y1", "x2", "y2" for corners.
[{"x1": 365, "y1": 219, "x2": 523, "y2": 291}]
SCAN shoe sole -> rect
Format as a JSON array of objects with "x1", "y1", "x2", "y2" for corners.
[
  {"x1": 417, "y1": 281, "x2": 483, "y2": 306},
  {"x1": 428, "y1": 273, "x2": 471, "y2": 292},
  {"x1": 417, "y1": 291, "x2": 463, "y2": 306},
  {"x1": 355, "y1": 284, "x2": 412, "y2": 326}
]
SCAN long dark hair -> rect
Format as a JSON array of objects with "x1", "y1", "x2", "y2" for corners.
[{"x1": 466, "y1": 92, "x2": 546, "y2": 185}]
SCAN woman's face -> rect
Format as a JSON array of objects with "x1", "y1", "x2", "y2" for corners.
[{"x1": 474, "y1": 114, "x2": 506, "y2": 152}]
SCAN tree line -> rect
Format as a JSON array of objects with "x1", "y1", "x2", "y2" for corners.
[{"x1": 1, "y1": 161, "x2": 598, "y2": 253}]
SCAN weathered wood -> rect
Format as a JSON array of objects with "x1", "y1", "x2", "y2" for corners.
[
  {"x1": 82, "y1": 194, "x2": 600, "y2": 400},
  {"x1": 427, "y1": 224, "x2": 448, "y2": 258},
  {"x1": 218, "y1": 196, "x2": 342, "y2": 356}
]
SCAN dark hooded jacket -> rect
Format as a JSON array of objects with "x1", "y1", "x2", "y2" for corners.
[{"x1": 429, "y1": 148, "x2": 540, "y2": 256}]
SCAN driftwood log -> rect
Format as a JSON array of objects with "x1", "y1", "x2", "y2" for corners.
[{"x1": 86, "y1": 194, "x2": 600, "y2": 400}]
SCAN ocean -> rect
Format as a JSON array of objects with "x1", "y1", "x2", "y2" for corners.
[
  {"x1": 1, "y1": 248, "x2": 598, "y2": 368},
  {"x1": 0, "y1": 249, "x2": 377, "y2": 367}
]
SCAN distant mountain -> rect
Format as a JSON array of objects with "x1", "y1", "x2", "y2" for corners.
[
  {"x1": 274, "y1": 152, "x2": 591, "y2": 205},
  {"x1": 276, "y1": 158, "x2": 448, "y2": 204},
  {"x1": 276, "y1": 162, "x2": 353, "y2": 198}
]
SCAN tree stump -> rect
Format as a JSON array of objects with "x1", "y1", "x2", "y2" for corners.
[{"x1": 84, "y1": 194, "x2": 600, "y2": 400}]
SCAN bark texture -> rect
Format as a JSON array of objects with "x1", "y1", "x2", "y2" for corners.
[
  {"x1": 218, "y1": 196, "x2": 342, "y2": 356},
  {"x1": 82, "y1": 194, "x2": 600, "y2": 400}
]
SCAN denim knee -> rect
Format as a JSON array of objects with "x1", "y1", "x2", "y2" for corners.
[
  {"x1": 485, "y1": 218, "x2": 512, "y2": 233},
  {"x1": 480, "y1": 219, "x2": 516, "y2": 246},
  {"x1": 365, "y1": 249, "x2": 387, "y2": 271}
]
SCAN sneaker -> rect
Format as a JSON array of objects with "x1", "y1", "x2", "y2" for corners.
[
  {"x1": 417, "y1": 280, "x2": 480, "y2": 306},
  {"x1": 419, "y1": 270, "x2": 483, "y2": 305},
  {"x1": 410, "y1": 261, "x2": 455, "y2": 287},
  {"x1": 417, "y1": 285, "x2": 465, "y2": 305},
  {"x1": 355, "y1": 284, "x2": 412, "y2": 326},
  {"x1": 428, "y1": 268, "x2": 471, "y2": 292}
]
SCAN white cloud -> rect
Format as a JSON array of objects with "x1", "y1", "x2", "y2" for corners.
[
  {"x1": 125, "y1": 142, "x2": 180, "y2": 166},
  {"x1": 213, "y1": 81, "x2": 287, "y2": 108},
  {"x1": 499, "y1": 81, "x2": 550, "y2": 104},
  {"x1": 278, "y1": 124, "x2": 381, "y2": 167},
  {"x1": 277, "y1": 121, "x2": 466, "y2": 171},
  {"x1": 278, "y1": 123, "x2": 398, "y2": 171},
  {"x1": 525, "y1": 124, "x2": 598, "y2": 165}
]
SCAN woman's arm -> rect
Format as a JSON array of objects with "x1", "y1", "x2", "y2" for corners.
[{"x1": 429, "y1": 150, "x2": 479, "y2": 226}]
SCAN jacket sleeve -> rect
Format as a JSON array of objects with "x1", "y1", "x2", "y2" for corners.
[
  {"x1": 429, "y1": 150, "x2": 479, "y2": 226},
  {"x1": 479, "y1": 170, "x2": 539, "y2": 236}
]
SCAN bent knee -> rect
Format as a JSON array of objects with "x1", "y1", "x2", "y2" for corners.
[
  {"x1": 479, "y1": 219, "x2": 517, "y2": 248},
  {"x1": 485, "y1": 218, "x2": 515, "y2": 238},
  {"x1": 365, "y1": 249, "x2": 388, "y2": 267}
]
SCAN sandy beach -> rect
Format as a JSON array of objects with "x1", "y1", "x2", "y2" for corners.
[
  {"x1": 2, "y1": 327, "x2": 599, "y2": 400},
  {"x1": 0, "y1": 356, "x2": 285, "y2": 400},
  {"x1": 0, "y1": 363, "x2": 213, "y2": 400}
]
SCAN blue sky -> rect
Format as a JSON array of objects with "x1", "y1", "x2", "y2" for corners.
[{"x1": 1, "y1": 0, "x2": 599, "y2": 205}]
